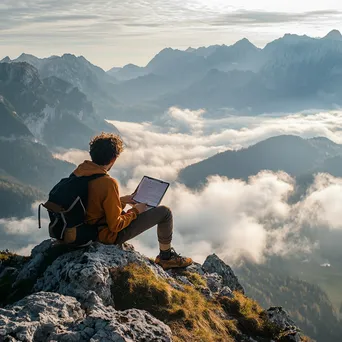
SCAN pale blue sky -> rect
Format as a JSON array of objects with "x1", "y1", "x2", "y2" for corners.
[{"x1": 1, "y1": 0, "x2": 341, "y2": 69}]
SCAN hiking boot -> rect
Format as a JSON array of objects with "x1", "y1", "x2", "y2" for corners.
[{"x1": 155, "y1": 248, "x2": 193, "y2": 270}]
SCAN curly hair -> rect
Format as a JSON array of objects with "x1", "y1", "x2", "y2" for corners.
[{"x1": 89, "y1": 132, "x2": 124, "y2": 165}]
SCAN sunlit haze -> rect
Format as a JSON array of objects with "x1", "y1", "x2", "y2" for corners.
[{"x1": 1, "y1": 0, "x2": 342, "y2": 69}]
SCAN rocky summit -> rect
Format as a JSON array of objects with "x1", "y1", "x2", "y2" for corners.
[{"x1": 0, "y1": 241, "x2": 309, "y2": 342}]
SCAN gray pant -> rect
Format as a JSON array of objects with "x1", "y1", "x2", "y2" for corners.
[{"x1": 114, "y1": 205, "x2": 173, "y2": 245}]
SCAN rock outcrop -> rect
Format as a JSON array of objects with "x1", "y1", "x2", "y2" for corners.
[
  {"x1": 34, "y1": 243, "x2": 169, "y2": 306},
  {"x1": 0, "y1": 240, "x2": 308, "y2": 341},
  {"x1": 203, "y1": 254, "x2": 245, "y2": 293},
  {"x1": 0, "y1": 292, "x2": 172, "y2": 342}
]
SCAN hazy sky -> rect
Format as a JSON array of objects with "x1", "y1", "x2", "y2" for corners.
[{"x1": 1, "y1": 0, "x2": 342, "y2": 69}]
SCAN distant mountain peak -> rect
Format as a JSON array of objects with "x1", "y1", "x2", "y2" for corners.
[
  {"x1": 1, "y1": 56, "x2": 11, "y2": 63},
  {"x1": 232, "y1": 38, "x2": 258, "y2": 50},
  {"x1": 61, "y1": 53, "x2": 77, "y2": 59},
  {"x1": 186, "y1": 47, "x2": 196, "y2": 53},
  {"x1": 14, "y1": 53, "x2": 41, "y2": 69},
  {"x1": 0, "y1": 62, "x2": 41, "y2": 88},
  {"x1": 18, "y1": 53, "x2": 36, "y2": 59},
  {"x1": 323, "y1": 29, "x2": 342, "y2": 40},
  {"x1": 282, "y1": 33, "x2": 310, "y2": 41},
  {"x1": 123, "y1": 63, "x2": 140, "y2": 69},
  {"x1": 235, "y1": 38, "x2": 252, "y2": 45},
  {"x1": 263, "y1": 33, "x2": 311, "y2": 50},
  {"x1": 159, "y1": 47, "x2": 175, "y2": 53}
]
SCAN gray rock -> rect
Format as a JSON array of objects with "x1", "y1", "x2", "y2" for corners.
[
  {"x1": 205, "y1": 272, "x2": 223, "y2": 293},
  {"x1": 267, "y1": 307, "x2": 302, "y2": 341},
  {"x1": 169, "y1": 281, "x2": 185, "y2": 292},
  {"x1": 12, "y1": 240, "x2": 78, "y2": 293},
  {"x1": 267, "y1": 307, "x2": 299, "y2": 331},
  {"x1": 199, "y1": 286, "x2": 214, "y2": 300},
  {"x1": 0, "y1": 292, "x2": 172, "y2": 342},
  {"x1": 174, "y1": 275, "x2": 193, "y2": 286},
  {"x1": 218, "y1": 286, "x2": 234, "y2": 299},
  {"x1": 0, "y1": 292, "x2": 84, "y2": 341},
  {"x1": 34, "y1": 242, "x2": 170, "y2": 306},
  {"x1": 87, "y1": 299, "x2": 172, "y2": 342},
  {"x1": 184, "y1": 262, "x2": 205, "y2": 275},
  {"x1": 1, "y1": 240, "x2": 305, "y2": 342},
  {"x1": 13, "y1": 252, "x2": 45, "y2": 288},
  {"x1": 202, "y1": 254, "x2": 245, "y2": 293},
  {"x1": 31, "y1": 239, "x2": 54, "y2": 257}
]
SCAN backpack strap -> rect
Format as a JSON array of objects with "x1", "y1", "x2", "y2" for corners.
[
  {"x1": 38, "y1": 203, "x2": 43, "y2": 229},
  {"x1": 69, "y1": 173, "x2": 106, "y2": 181},
  {"x1": 38, "y1": 173, "x2": 106, "y2": 230}
]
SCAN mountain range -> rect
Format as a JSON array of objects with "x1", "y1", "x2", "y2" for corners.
[
  {"x1": 0, "y1": 61, "x2": 114, "y2": 148},
  {"x1": 2, "y1": 53, "x2": 120, "y2": 120},
  {"x1": 0, "y1": 62, "x2": 89, "y2": 217},
  {"x1": 178, "y1": 135, "x2": 342, "y2": 188},
  {"x1": 0, "y1": 90, "x2": 73, "y2": 186},
  {"x1": 3, "y1": 30, "x2": 342, "y2": 122},
  {"x1": 108, "y1": 29, "x2": 342, "y2": 119}
]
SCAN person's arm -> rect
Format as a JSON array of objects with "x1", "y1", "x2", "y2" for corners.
[
  {"x1": 103, "y1": 179, "x2": 139, "y2": 233},
  {"x1": 120, "y1": 200, "x2": 127, "y2": 210},
  {"x1": 120, "y1": 194, "x2": 137, "y2": 209}
]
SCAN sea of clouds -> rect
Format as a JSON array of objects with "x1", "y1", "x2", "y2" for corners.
[{"x1": 3, "y1": 107, "x2": 342, "y2": 264}]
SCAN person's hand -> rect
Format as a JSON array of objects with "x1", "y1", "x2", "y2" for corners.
[
  {"x1": 134, "y1": 203, "x2": 147, "y2": 214},
  {"x1": 120, "y1": 194, "x2": 137, "y2": 205}
]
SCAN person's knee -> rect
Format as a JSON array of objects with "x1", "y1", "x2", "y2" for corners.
[{"x1": 159, "y1": 205, "x2": 172, "y2": 219}]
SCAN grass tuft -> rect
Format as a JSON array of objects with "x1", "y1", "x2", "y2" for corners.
[
  {"x1": 219, "y1": 291, "x2": 282, "y2": 338},
  {"x1": 110, "y1": 263, "x2": 310, "y2": 342},
  {"x1": 110, "y1": 263, "x2": 234, "y2": 342}
]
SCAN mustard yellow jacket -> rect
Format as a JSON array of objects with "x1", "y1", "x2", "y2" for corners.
[{"x1": 72, "y1": 160, "x2": 138, "y2": 244}]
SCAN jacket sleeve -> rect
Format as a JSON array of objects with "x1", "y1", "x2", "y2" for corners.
[{"x1": 103, "y1": 179, "x2": 138, "y2": 233}]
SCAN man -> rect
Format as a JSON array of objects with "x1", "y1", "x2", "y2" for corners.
[{"x1": 70, "y1": 132, "x2": 193, "y2": 270}]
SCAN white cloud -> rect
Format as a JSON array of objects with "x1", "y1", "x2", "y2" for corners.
[
  {"x1": 103, "y1": 109, "x2": 342, "y2": 188},
  {"x1": 107, "y1": 109, "x2": 342, "y2": 263},
  {"x1": 0, "y1": 203, "x2": 49, "y2": 255},
  {"x1": 53, "y1": 148, "x2": 89, "y2": 166},
  {"x1": 7, "y1": 108, "x2": 342, "y2": 264},
  {"x1": 296, "y1": 174, "x2": 342, "y2": 231}
]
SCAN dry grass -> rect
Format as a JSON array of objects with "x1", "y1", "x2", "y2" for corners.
[
  {"x1": 0, "y1": 251, "x2": 15, "y2": 261},
  {"x1": 219, "y1": 291, "x2": 279, "y2": 337},
  {"x1": 111, "y1": 263, "x2": 234, "y2": 342},
  {"x1": 110, "y1": 263, "x2": 311, "y2": 342},
  {"x1": 182, "y1": 271, "x2": 207, "y2": 288},
  {"x1": 0, "y1": 251, "x2": 29, "y2": 266}
]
